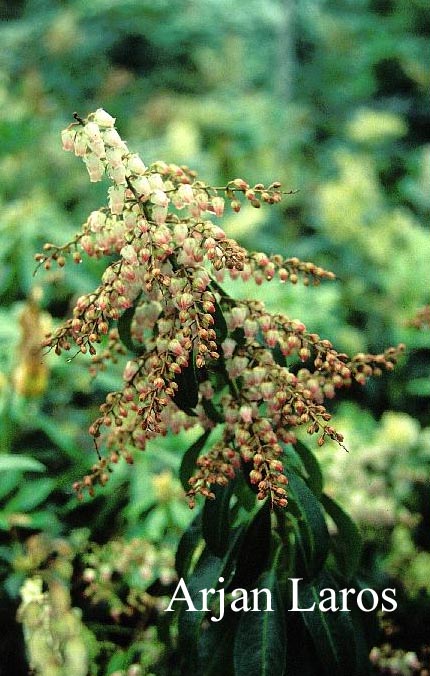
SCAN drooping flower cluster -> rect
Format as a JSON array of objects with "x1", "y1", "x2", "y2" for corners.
[
  {"x1": 36, "y1": 109, "x2": 404, "y2": 508},
  {"x1": 409, "y1": 304, "x2": 430, "y2": 330},
  {"x1": 82, "y1": 537, "x2": 176, "y2": 621}
]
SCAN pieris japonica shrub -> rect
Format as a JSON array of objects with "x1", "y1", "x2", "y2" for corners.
[{"x1": 33, "y1": 109, "x2": 404, "y2": 676}]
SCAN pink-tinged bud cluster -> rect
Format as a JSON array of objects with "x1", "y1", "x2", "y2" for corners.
[
  {"x1": 38, "y1": 110, "x2": 404, "y2": 509},
  {"x1": 81, "y1": 536, "x2": 176, "y2": 619}
]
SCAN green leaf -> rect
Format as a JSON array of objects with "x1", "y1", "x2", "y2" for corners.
[
  {"x1": 202, "y1": 398, "x2": 224, "y2": 423},
  {"x1": 0, "y1": 472, "x2": 22, "y2": 501},
  {"x1": 176, "y1": 511, "x2": 203, "y2": 579},
  {"x1": 173, "y1": 355, "x2": 199, "y2": 415},
  {"x1": 202, "y1": 482, "x2": 234, "y2": 557},
  {"x1": 234, "y1": 560, "x2": 286, "y2": 676},
  {"x1": 106, "y1": 650, "x2": 128, "y2": 674},
  {"x1": 229, "y1": 501, "x2": 271, "y2": 589},
  {"x1": 25, "y1": 510, "x2": 62, "y2": 534},
  {"x1": 0, "y1": 456, "x2": 46, "y2": 473},
  {"x1": 213, "y1": 299, "x2": 228, "y2": 342},
  {"x1": 3, "y1": 478, "x2": 55, "y2": 513},
  {"x1": 296, "y1": 570, "x2": 357, "y2": 676},
  {"x1": 117, "y1": 300, "x2": 141, "y2": 353},
  {"x1": 234, "y1": 473, "x2": 257, "y2": 512},
  {"x1": 141, "y1": 506, "x2": 169, "y2": 541},
  {"x1": 198, "y1": 608, "x2": 238, "y2": 676},
  {"x1": 406, "y1": 377, "x2": 430, "y2": 397},
  {"x1": 178, "y1": 527, "x2": 245, "y2": 672},
  {"x1": 293, "y1": 440, "x2": 323, "y2": 496},
  {"x1": 287, "y1": 472, "x2": 330, "y2": 579},
  {"x1": 180, "y1": 429, "x2": 212, "y2": 491},
  {"x1": 283, "y1": 612, "x2": 320, "y2": 676},
  {"x1": 321, "y1": 494, "x2": 362, "y2": 580}
]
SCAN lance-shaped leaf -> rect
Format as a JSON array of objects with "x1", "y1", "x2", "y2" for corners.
[
  {"x1": 198, "y1": 607, "x2": 238, "y2": 676},
  {"x1": 282, "y1": 612, "x2": 320, "y2": 676},
  {"x1": 233, "y1": 553, "x2": 286, "y2": 676},
  {"x1": 213, "y1": 298, "x2": 228, "y2": 343},
  {"x1": 0, "y1": 456, "x2": 46, "y2": 473},
  {"x1": 229, "y1": 500, "x2": 271, "y2": 590},
  {"x1": 293, "y1": 439, "x2": 323, "y2": 497},
  {"x1": 177, "y1": 527, "x2": 245, "y2": 672},
  {"x1": 321, "y1": 493, "x2": 362, "y2": 581},
  {"x1": 202, "y1": 481, "x2": 235, "y2": 557},
  {"x1": 175, "y1": 511, "x2": 203, "y2": 579},
  {"x1": 287, "y1": 472, "x2": 330, "y2": 580},
  {"x1": 179, "y1": 429, "x2": 212, "y2": 491},
  {"x1": 202, "y1": 398, "x2": 224, "y2": 423},
  {"x1": 296, "y1": 569, "x2": 357, "y2": 676},
  {"x1": 117, "y1": 299, "x2": 142, "y2": 354},
  {"x1": 173, "y1": 354, "x2": 199, "y2": 415}
]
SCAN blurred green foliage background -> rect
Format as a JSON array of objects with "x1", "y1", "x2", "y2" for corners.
[{"x1": 1, "y1": 1, "x2": 430, "y2": 674}]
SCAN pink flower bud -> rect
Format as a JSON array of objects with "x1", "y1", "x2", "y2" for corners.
[
  {"x1": 172, "y1": 223, "x2": 188, "y2": 244},
  {"x1": 80, "y1": 235, "x2": 95, "y2": 255},
  {"x1": 177, "y1": 183, "x2": 194, "y2": 204},
  {"x1": 254, "y1": 252, "x2": 269, "y2": 267},
  {"x1": 152, "y1": 205, "x2": 168, "y2": 225},
  {"x1": 108, "y1": 185, "x2": 126, "y2": 214},
  {"x1": 124, "y1": 360, "x2": 139, "y2": 381},
  {"x1": 120, "y1": 244, "x2": 138, "y2": 265},
  {"x1": 168, "y1": 339, "x2": 184, "y2": 356},
  {"x1": 260, "y1": 381, "x2": 274, "y2": 400},
  {"x1": 230, "y1": 306, "x2": 248, "y2": 328},
  {"x1": 106, "y1": 147, "x2": 124, "y2": 168},
  {"x1": 211, "y1": 196, "x2": 225, "y2": 217},
  {"x1": 102, "y1": 128, "x2": 128, "y2": 150},
  {"x1": 73, "y1": 131, "x2": 87, "y2": 157},
  {"x1": 83, "y1": 155, "x2": 104, "y2": 182},
  {"x1": 131, "y1": 175, "x2": 151, "y2": 200},
  {"x1": 92, "y1": 109, "x2": 116, "y2": 127},
  {"x1": 148, "y1": 173, "x2": 164, "y2": 190},
  {"x1": 85, "y1": 121, "x2": 102, "y2": 142},
  {"x1": 221, "y1": 338, "x2": 236, "y2": 358},
  {"x1": 240, "y1": 405, "x2": 253, "y2": 423},
  {"x1": 61, "y1": 128, "x2": 75, "y2": 151},
  {"x1": 178, "y1": 293, "x2": 194, "y2": 310},
  {"x1": 265, "y1": 329, "x2": 279, "y2": 348},
  {"x1": 110, "y1": 164, "x2": 127, "y2": 185},
  {"x1": 151, "y1": 189, "x2": 169, "y2": 208},
  {"x1": 127, "y1": 154, "x2": 147, "y2": 175}
]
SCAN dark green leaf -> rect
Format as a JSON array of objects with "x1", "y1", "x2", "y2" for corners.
[
  {"x1": 234, "y1": 559, "x2": 286, "y2": 676},
  {"x1": 198, "y1": 607, "x2": 238, "y2": 676},
  {"x1": 202, "y1": 398, "x2": 224, "y2": 423},
  {"x1": 287, "y1": 472, "x2": 330, "y2": 579},
  {"x1": 321, "y1": 494, "x2": 362, "y2": 580},
  {"x1": 178, "y1": 527, "x2": 245, "y2": 672},
  {"x1": 179, "y1": 429, "x2": 211, "y2": 491},
  {"x1": 293, "y1": 440, "x2": 324, "y2": 496},
  {"x1": 296, "y1": 569, "x2": 357, "y2": 676},
  {"x1": 213, "y1": 299, "x2": 228, "y2": 342},
  {"x1": 283, "y1": 612, "x2": 320, "y2": 676},
  {"x1": 349, "y1": 604, "x2": 377, "y2": 676},
  {"x1": 202, "y1": 482, "x2": 234, "y2": 556},
  {"x1": 117, "y1": 303, "x2": 140, "y2": 353},
  {"x1": 175, "y1": 511, "x2": 203, "y2": 579},
  {"x1": 229, "y1": 501, "x2": 271, "y2": 589},
  {"x1": 173, "y1": 355, "x2": 199, "y2": 415},
  {"x1": 234, "y1": 473, "x2": 257, "y2": 512}
]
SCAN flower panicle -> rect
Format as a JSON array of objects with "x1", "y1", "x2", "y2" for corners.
[{"x1": 35, "y1": 109, "x2": 403, "y2": 510}]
